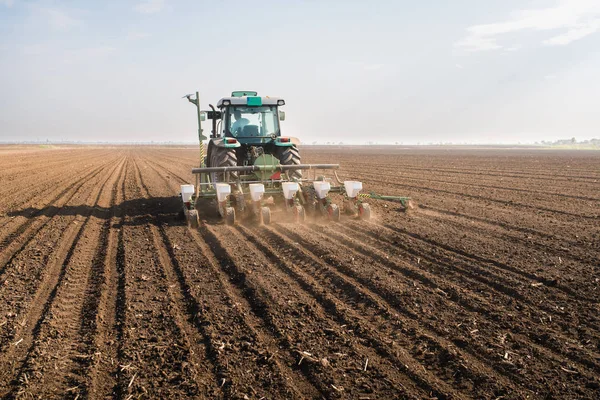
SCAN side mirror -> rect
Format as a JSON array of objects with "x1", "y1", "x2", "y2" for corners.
[
  {"x1": 200, "y1": 112, "x2": 207, "y2": 122},
  {"x1": 279, "y1": 111, "x2": 286, "y2": 121}
]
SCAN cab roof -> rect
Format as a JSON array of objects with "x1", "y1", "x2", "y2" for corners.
[{"x1": 216, "y1": 96, "x2": 285, "y2": 108}]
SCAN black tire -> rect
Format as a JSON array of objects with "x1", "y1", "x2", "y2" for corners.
[
  {"x1": 210, "y1": 146, "x2": 238, "y2": 183},
  {"x1": 276, "y1": 146, "x2": 302, "y2": 180},
  {"x1": 261, "y1": 207, "x2": 271, "y2": 225}
]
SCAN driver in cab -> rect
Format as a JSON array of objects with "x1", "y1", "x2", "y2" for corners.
[{"x1": 230, "y1": 110, "x2": 249, "y2": 136}]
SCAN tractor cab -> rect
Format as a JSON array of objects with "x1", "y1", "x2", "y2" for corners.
[
  {"x1": 187, "y1": 90, "x2": 301, "y2": 184},
  {"x1": 215, "y1": 91, "x2": 287, "y2": 145}
]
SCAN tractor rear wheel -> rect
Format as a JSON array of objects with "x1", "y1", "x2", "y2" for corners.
[
  {"x1": 210, "y1": 146, "x2": 238, "y2": 183},
  {"x1": 276, "y1": 146, "x2": 302, "y2": 180}
]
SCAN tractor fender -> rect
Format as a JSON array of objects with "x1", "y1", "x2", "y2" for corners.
[
  {"x1": 211, "y1": 137, "x2": 241, "y2": 148},
  {"x1": 274, "y1": 136, "x2": 300, "y2": 147}
]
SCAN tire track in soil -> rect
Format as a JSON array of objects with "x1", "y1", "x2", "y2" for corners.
[
  {"x1": 0, "y1": 156, "x2": 123, "y2": 350},
  {"x1": 357, "y1": 221, "x2": 600, "y2": 365},
  {"x1": 233, "y1": 224, "x2": 514, "y2": 399},
  {"x1": 415, "y1": 205, "x2": 585, "y2": 248},
  {"x1": 84, "y1": 156, "x2": 129, "y2": 399},
  {"x1": 137, "y1": 154, "x2": 321, "y2": 399},
  {"x1": 164, "y1": 225, "x2": 318, "y2": 399},
  {"x1": 376, "y1": 221, "x2": 600, "y2": 315},
  {"x1": 12, "y1": 156, "x2": 128, "y2": 398},
  {"x1": 277, "y1": 223, "x2": 600, "y2": 396},
  {"x1": 133, "y1": 161, "x2": 225, "y2": 398},
  {"x1": 0, "y1": 151, "x2": 113, "y2": 227},
  {"x1": 408, "y1": 207, "x2": 599, "y2": 289},
  {"x1": 356, "y1": 166, "x2": 600, "y2": 202},
  {"x1": 255, "y1": 224, "x2": 531, "y2": 398},
  {"x1": 340, "y1": 160, "x2": 600, "y2": 183},
  {"x1": 314, "y1": 222, "x2": 600, "y2": 371},
  {"x1": 0, "y1": 151, "x2": 114, "y2": 216},
  {"x1": 0, "y1": 159, "x2": 115, "y2": 272},
  {"x1": 198, "y1": 223, "x2": 415, "y2": 399},
  {"x1": 0, "y1": 149, "x2": 110, "y2": 182},
  {"x1": 350, "y1": 178, "x2": 599, "y2": 243},
  {"x1": 353, "y1": 172, "x2": 599, "y2": 220},
  {"x1": 103, "y1": 156, "x2": 216, "y2": 399},
  {"x1": 0, "y1": 156, "x2": 125, "y2": 398}
]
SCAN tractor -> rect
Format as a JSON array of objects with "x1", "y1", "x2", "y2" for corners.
[{"x1": 180, "y1": 90, "x2": 411, "y2": 227}]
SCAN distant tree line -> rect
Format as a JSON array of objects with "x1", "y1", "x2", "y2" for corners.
[{"x1": 536, "y1": 138, "x2": 599, "y2": 147}]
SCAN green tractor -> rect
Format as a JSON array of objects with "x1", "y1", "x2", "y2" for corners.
[
  {"x1": 186, "y1": 90, "x2": 301, "y2": 183},
  {"x1": 181, "y1": 90, "x2": 411, "y2": 227}
]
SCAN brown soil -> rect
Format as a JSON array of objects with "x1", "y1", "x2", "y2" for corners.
[{"x1": 0, "y1": 145, "x2": 599, "y2": 399}]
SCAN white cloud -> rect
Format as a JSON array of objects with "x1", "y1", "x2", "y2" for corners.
[
  {"x1": 543, "y1": 19, "x2": 600, "y2": 45},
  {"x1": 455, "y1": 0, "x2": 600, "y2": 51},
  {"x1": 134, "y1": 0, "x2": 165, "y2": 14}
]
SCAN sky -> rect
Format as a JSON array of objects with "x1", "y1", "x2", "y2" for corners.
[{"x1": 0, "y1": 0, "x2": 599, "y2": 144}]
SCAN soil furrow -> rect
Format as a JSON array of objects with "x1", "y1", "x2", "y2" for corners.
[
  {"x1": 85, "y1": 157, "x2": 129, "y2": 399},
  {"x1": 136, "y1": 153, "x2": 322, "y2": 398},
  {"x1": 270, "y1": 223, "x2": 600, "y2": 397},
  {"x1": 235, "y1": 224, "x2": 518, "y2": 399},
  {"x1": 354, "y1": 173, "x2": 599, "y2": 220},
  {"x1": 0, "y1": 155, "x2": 124, "y2": 397},
  {"x1": 1, "y1": 157, "x2": 125, "y2": 398},
  {"x1": 199, "y1": 223, "x2": 413, "y2": 399},
  {"x1": 313, "y1": 221, "x2": 600, "y2": 373},
  {"x1": 0, "y1": 156, "x2": 122, "y2": 352},
  {"x1": 0, "y1": 160, "x2": 114, "y2": 271}
]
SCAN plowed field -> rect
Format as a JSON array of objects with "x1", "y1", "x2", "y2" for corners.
[{"x1": 0, "y1": 145, "x2": 599, "y2": 399}]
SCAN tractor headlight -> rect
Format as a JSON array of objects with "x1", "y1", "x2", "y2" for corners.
[
  {"x1": 222, "y1": 100, "x2": 231, "y2": 106},
  {"x1": 277, "y1": 100, "x2": 285, "y2": 106}
]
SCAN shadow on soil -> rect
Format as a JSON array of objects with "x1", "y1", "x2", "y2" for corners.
[
  {"x1": 6, "y1": 195, "x2": 386, "y2": 227},
  {"x1": 7, "y1": 196, "x2": 188, "y2": 227}
]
